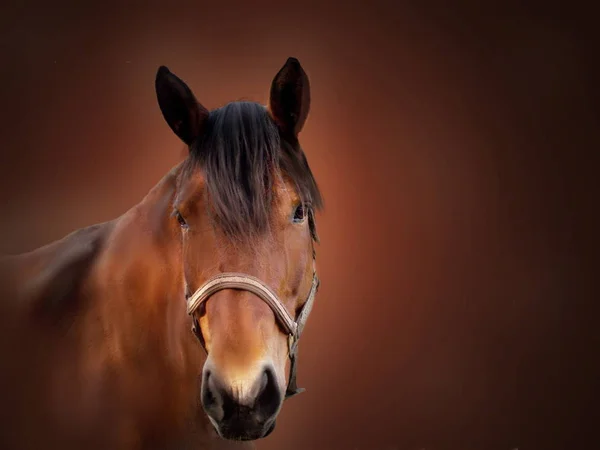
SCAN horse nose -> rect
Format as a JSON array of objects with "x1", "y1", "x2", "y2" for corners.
[{"x1": 201, "y1": 363, "x2": 282, "y2": 430}]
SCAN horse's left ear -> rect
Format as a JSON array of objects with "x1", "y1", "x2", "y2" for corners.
[
  {"x1": 269, "y1": 57, "x2": 311, "y2": 137},
  {"x1": 155, "y1": 66, "x2": 209, "y2": 146}
]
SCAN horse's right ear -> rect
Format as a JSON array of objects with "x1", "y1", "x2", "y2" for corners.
[{"x1": 155, "y1": 66, "x2": 209, "y2": 146}]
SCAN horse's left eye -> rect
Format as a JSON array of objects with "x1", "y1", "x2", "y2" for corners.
[{"x1": 292, "y1": 204, "x2": 306, "y2": 223}]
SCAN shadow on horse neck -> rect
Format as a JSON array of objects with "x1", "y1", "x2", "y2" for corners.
[{"x1": 0, "y1": 57, "x2": 322, "y2": 450}]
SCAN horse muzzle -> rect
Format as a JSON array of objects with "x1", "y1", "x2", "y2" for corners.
[{"x1": 201, "y1": 361, "x2": 282, "y2": 441}]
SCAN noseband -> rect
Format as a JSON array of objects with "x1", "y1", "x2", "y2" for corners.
[{"x1": 186, "y1": 268, "x2": 320, "y2": 399}]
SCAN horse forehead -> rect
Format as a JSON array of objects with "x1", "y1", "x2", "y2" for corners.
[
  {"x1": 177, "y1": 166, "x2": 298, "y2": 204},
  {"x1": 272, "y1": 176, "x2": 300, "y2": 204},
  {"x1": 175, "y1": 168, "x2": 206, "y2": 202}
]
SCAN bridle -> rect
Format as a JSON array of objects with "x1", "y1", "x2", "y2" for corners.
[{"x1": 186, "y1": 263, "x2": 320, "y2": 399}]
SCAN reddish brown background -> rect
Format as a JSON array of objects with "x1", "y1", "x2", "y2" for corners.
[{"x1": 0, "y1": 1, "x2": 597, "y2": 449}]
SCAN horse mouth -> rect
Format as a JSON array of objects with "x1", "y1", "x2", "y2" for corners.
[{"x1": 214, "y1": 419, "x2": 277, "y2": 441}]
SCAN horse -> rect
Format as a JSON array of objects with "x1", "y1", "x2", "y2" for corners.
[{"x1": 0, "y1": 57, "x2": 323, "y2": 450}]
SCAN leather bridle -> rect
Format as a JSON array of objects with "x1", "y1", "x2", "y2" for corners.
[{"x1": 186, "y1": 264, "x2": 320, "y2": 399}]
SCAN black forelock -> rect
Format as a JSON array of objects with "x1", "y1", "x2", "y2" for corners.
[{"x1": 184, "y1": 101, "x2": 322, "y2": 241}]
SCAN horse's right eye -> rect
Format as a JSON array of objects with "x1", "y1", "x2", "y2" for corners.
[{"x1": 175, "y1": 210, "x2": 188, "y2": 229}]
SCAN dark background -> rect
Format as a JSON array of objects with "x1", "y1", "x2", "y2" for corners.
[{"x1": 0, "y1": 1, "x2": 597, "y2": 449}]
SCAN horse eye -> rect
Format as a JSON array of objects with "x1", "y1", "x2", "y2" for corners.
[
  {"x1": 292, "y1": 204, "x2": 306, "y2": 223},
  {"x1": 175, "y1": 210, "x2": 188, "y2": 228}
]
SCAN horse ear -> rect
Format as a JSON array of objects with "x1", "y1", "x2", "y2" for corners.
[
  {"x1": 155, "y1": 66, "x2": 209, "y2": 146},
  {"x1": 269, "y1": 57, "x2": 311, "y2": 137}
]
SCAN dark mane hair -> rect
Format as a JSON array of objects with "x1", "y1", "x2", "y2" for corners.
[{"x1": 185, "y1": 101, "x2": 322, "y2": 240}]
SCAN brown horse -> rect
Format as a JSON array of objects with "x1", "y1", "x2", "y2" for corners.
[{"x1": 0, "y1": 58, "x2": 322, "y2": 450}]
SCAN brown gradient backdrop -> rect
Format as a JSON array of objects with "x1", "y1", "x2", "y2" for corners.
[{"x1": 0, "y1": 1, "x2": 597, "y2": 449}]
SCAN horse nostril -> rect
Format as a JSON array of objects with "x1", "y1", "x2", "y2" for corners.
[
  {"x1": 201, "y1": 370, "x2": 223, "y2": 418},
  {"x1": 254, "y1": 365, "x2": 282, "y2": 418}
]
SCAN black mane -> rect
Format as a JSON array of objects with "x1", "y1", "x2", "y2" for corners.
[{"x1": 186, "y1": 101, "x2": 322, "y2": 240}]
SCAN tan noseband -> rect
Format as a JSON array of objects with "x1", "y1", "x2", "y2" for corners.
[{"x1": 186, "y1": 270, "x2": 320, "y2": 399}]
